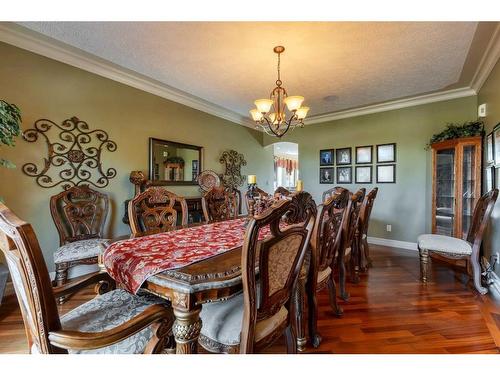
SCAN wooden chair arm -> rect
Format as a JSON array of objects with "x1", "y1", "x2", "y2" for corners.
[
  {"x1": 52, "y1": 271, "x2": 114, "y2": 299},
  {"x1": 48, "y1": 304, "x2": 172, "y2": 351}
]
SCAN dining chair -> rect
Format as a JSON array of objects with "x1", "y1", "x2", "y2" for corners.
[
  {"x1": 50, "y1": 185, "x2": 109, "y2": 291},
  {"x1": 274, "y1": 186, "x2": 291, "y2": 198},
  {"x1": 338, "y1": 188, "x2": 366, "y2": 298},
  {"x1": 417, "y1": 189, "x2": 498, "y2": 295},
  {"x1": 201, "y1": 186, "x2": 238, "y2": 223},
  {"x1": 0, "y1": 202, "x2": 174, "y2": 354},
  {"x1": 306, "y1": 187, "x2": 350, "y2": 348},
  {"x1": 197, "y1": 192, "x2": 316, "y2": 353},
  {"x1": 356, "y1": 187, "x2": 378, "y2": 272},
  {"x1": 128, "y1": 186, "x2": 188, "y2": 236},
  {"x1": 321, "y1": 187, "x2": 337, "y2": 202}
]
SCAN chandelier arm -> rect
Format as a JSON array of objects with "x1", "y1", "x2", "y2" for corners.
[{"x1": 262, "y1": 117, "x2": 282, "y2": 138}]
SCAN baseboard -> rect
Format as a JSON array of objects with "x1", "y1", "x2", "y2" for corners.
[{"x1": 367, "y1": 236, "x2": 418, "y2": 251}]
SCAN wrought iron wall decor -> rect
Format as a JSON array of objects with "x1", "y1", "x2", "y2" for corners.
[
  {"x1": 219, "y1": 150, "x2": 247, "y2": 190},
  {"x1": 22, "y1": 116, "x2": 117, "y2": 190}
]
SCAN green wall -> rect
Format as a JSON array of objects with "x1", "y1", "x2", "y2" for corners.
[
  {"x1": 0, "y1": 42, "x2": 273, "y2": 272},
  {"x1": 478, "y1": 58, "x2": 500, "y2": 278},
  {"x1": 264, "y1": 97, "x2": 478, "y2": 243}
]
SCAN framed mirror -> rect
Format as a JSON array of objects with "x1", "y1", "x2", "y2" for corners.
[{"x1": 149, "y1": 138, "x2": 203, "y2": 185}]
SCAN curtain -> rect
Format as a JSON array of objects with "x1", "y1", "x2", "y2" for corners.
[{"x1": 274, "y1": 156, "x2": 299, "y2": 189}]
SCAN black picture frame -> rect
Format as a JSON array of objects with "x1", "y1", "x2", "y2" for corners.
[
  {"x1": 355, "y1": 166, "x2": 372, "y2": 184},
  {"x1": 336, "y1": 147, "x2": 352, "y2": 165},
  {"x1": 376, "y1": 143, "x2": 396, "y2": 163},
  {"x1": 319, "y1": 149, "x2": 334, "y2": 166},
  {"x1": 319, "y1": 167, "x2": 334, "y2": 184},
  {"x1": 355, "y1": 145, "x2": 373, "y2": 164},
  {"x1": 336, "y1": 166, "x2": 352, "y2": 184},
  {"x1": 486, "y1": 132, "x2": 495, "y2": 165},
  {"x1": 494, "y1": 123, "x2": 500, "y2": 166},
  {"x1": 376, "y1": 164, "x2": 396, "y2": 183}
]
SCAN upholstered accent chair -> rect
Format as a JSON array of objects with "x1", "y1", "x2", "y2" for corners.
[
  {"x1": 356, "y1": 187, "x2": 378, "y2": 272},
  {"x1": 417, "y1": 189, "x2": 498, "y2": 295},
  {"x1": 198, "y1": 192, "x2": 316, "y2": 353},
  {"x1": 0, "y1": 202, "x2": 174, "y2": 354},
  {"x1": 306, "y1": 188, "x2": 350, "y2": 348},
  {"x1": 201, "y1": 186, "x2": 239, "y2": 223},
  {"x1": 128, "y1": 187, "x2": 188, "y2": 236},
  {"x1": 50, "y1": 185, "x2": 110, "y2": 290}
]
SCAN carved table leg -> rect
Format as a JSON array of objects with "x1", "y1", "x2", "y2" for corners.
[
  {"x1": 172, "y1": 306, "x2": 202, "y2": 354},
  {"x1": 293, "y1": 277, "x2": 307, "y2": 352},
  {"x1": 419, "y1": 248, "x2": 429, "y2": 283}
]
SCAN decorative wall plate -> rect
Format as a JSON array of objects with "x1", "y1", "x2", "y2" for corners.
[{"x1": 197, "y1": 170, "x2": 221, "y2": 192}]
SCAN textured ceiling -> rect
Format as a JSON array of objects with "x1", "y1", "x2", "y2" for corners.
[{"x1": 19, "y1": 22, "x2": 479, "y2": 118}]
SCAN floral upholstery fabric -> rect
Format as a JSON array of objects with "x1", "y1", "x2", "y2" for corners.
[
  {"x1": 57, "y1": 289, "x2": 170, "y2": 354},
  {"x1": 54, "y1": 238, "x2": 109, "y2": 264},
  {"x1": 417, "y1": 234, "x2": 472, "y2": 255},
  {"x1": 317, "y1": 266, "x2": 332, "y2": 283},
  {"x1": 199, "y1": 290, "x2": 288, "y2": 348},
  {"x1": 267, "y1": 234, "x2": 303, "y2": 296}
]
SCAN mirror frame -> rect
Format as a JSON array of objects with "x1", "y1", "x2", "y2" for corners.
[{"x1": 148, "y1": 137, "x2": 203, "y2": 186}]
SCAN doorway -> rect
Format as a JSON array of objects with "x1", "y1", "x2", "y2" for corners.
[{"x1": 273, "y1": 142, "x2": 299, "y2": 191}]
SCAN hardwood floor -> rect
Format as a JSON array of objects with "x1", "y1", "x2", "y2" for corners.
[{"x1": 1, "y1": 245, "x2": 499, "y2": 354}]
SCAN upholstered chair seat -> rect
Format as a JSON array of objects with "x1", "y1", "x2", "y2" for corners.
[
  {"x1": 54, "y1": 238, "x2": 109, "y2": 264},
  {"x1": 32, "y1": 289, "x2": 170, "y2": 354},
  {"x1": 317, "y1": 266, "x2": 332, "y2": 284},
  {"x1": 199, "y1": 290, "x2": 288, "y2": 349},
  {"x1": 417, "y1": 234, "x2": 472, "y2": 255}
]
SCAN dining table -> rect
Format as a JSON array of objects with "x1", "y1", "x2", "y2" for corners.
[{"x1": 102, "y1": 216, "x2": 306, "y2": 354}]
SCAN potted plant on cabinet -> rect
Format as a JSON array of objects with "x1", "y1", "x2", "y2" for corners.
[{"x1": 0, "y1": 99, "x2": 21, "y2": 169}]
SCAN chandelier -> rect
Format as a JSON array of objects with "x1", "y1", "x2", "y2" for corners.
[{"x1": 249, "y1": 46, "x2": 309, "y2": 138}]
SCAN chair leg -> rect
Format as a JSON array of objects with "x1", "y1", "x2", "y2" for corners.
[
  {"x1": 338, "y1": 248, "x2": 349, "y2": 301},
  {"x1": 284, "y1": 324, "x2": 297, "y2": 354},
  {"x1": 470, "y1": 254, "x2": 488, "y2": 295},
  {"x1": 350, "y1": 240, "x2": 360, "y2": 284},
  {"x1": 55, "y1": 263, "x2": 68, "y2": 304},
  {"x1": 307, "y1": 285, "x2": 321, "y2": 349},
  {"x1": 327, "y1": 273, "x2": 343, "y2": 317},
  {"x1": 419, "y1": 248, "x2": 429, "y2": 283},
  {"x1": 293, "y1": 278, "x2": 307, "y2": 352},
  {"x1": 361, "y1": 236, "x2": 372, "y2": 271}
]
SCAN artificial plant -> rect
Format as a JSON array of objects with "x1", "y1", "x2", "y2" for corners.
[
  {"x1": 427, "y1": 120, "x2": 484, "y2": 148},
  {"x1": 0, "y1": 100, "x2": 22, "y2": 168}
]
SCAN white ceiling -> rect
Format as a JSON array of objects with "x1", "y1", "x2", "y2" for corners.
[{"x1": 17, "y1": 22, "x2": 481, "y2": 120}]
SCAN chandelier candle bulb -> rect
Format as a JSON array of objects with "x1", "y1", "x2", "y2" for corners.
[
  {"x1": 296, "y1": 180, "x2": 303, "y2": 192},
  {"x1": 248, "y1": 175, "x2": 257, "y2": 184}
]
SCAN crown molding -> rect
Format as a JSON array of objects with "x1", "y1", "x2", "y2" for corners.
[
  {"x1": 306, "y1": 87, "x2": 477, "y2": 124},
  {"x1": 0, "y1": 23, "x2": 255, "y2": 128},
  {"x1": 470, "y1": 22, "x2": 500, "y2": 92}
]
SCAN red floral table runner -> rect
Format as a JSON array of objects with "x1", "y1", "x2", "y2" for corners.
[{"x1": 104, "y1": 218, "x2": 268, "y2": 294}]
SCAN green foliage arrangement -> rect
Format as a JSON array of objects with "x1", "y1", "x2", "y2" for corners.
[
  {"x1": 427, "y1": 120, "x2": 484, "y2": 148},
  {"x1": 0, "y1": 100, "x2": 22, "y2": 168}
]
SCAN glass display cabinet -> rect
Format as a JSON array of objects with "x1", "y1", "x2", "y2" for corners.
[{"x1": 431, "y1": 136, "x2": 482, "y2": 239}]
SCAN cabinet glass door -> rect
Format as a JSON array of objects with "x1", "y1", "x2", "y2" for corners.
[
  {"x1": 435, "y1": 148, "x2": 455, "y2": 236},
  {"x1": 461, "y1": 145, "x2": 477, "y2": 238}
]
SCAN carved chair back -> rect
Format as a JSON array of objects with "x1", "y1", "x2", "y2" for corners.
[
  {"x1": 128, "y1": 187, "x2": 188, "y2": 236},
  {"x1": 466, "y1": 189, "x2": 498, "y2": 251},
  {"x1": 274, "y1": 186, "x2": 291, "y2": 198},
  {"x1": 358, "y1": 187, "x2": 378, "y2": 237},
  {"x1": 311, "y1": 188, "x2": 350, "y2": 274},
  {"x1": 50, "y1": 185, "x2": 109, "y2": 246},
  {"x1": 239, "y1": 192, "x2": 316, "y2": 353},
  {"x1": 201, "y1": 186, "x2": 238, "y2": 223},
  {"x1": 343, "y1": 188, "x2": 366, "y2": 249},
  {"x1": 245, "y1": 187, "x2": 271, "y2": 209},
  {"x1": 0, "y1": 203, "x2": 64, "y2": 353},
  {"x1": 321, "y1": 187, "x2": 337, "y2": 203}
]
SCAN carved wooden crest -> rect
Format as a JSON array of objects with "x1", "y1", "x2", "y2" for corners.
[
  {"x1": 22, "y1": 116, "x2": 117, "y2": 190},
  {"x1": 219, "y1": 150, "x2": 247, "y2": 190}
]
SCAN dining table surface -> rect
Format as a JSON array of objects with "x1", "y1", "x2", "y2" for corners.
[{"x1": 103, "y1": 216, "x2": 262, "y2": 354}]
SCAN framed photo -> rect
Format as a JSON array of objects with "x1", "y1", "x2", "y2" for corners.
[
  {"x1": 319, "y1": 149, "x2": 334, "y2": 166},
  {"x1": 355, "y1": 166, "x2": 372, "y2": 184},
  {"x1": 486, "y1": 132, "x2": 495, "y2": 165},
  {"x1": 319, "y1": 167, "x2": 334, "y2": 184},
  {"x1": 376, "y1": 143, "x2": 396, "y2": 163},
  {"x1": 485, "y1": 166, "x2": 495, "y2": 192},
  {"x1": 494, "y1": 124, "x2": 500, "y2": 166},
  {"x1": 355, "y1": 145, "x2": 372, "y2": 164},
  {"x1": 336, "y1": 166, "x2": 352, "y2": 184},
  {"x1": 336, "y1": 147, "x2": 352, "y2": 165},
  {"x1": 377, "y1": 164, "x2": 396, "y2": 183}
]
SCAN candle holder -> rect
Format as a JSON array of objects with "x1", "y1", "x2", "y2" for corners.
[{"x1": 247, "y1": 183, "x2": 257, "y2": 216}]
